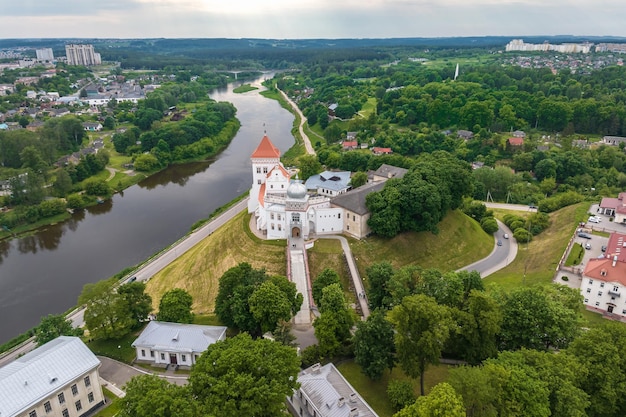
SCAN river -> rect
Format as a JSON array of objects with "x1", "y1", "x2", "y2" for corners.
[{"x1": 0, "y1": 72, "x2": 295, "y2": 344}]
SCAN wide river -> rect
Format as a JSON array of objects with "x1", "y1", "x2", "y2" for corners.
[{"x1": 0, "y1": 73, "x2": 295, "y2": 344}]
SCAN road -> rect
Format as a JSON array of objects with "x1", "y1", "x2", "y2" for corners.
[
  {"x1": 485, "y1": 202, "x2": 538, "y2": 212},
  {"x1": 276, "y1": 86, "x2": 315, "y2": 156},
  {"x1": 458, "y1": 220, "x2": 517, "y2": 277}
]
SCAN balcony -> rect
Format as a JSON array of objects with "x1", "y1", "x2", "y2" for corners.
[{"x1": 608, "y1": 289, "x2": 621, "y2": 297}]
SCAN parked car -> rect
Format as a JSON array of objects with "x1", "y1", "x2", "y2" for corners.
[
  {"x1": 585, "y1": 243, "x2": 592, "y2": 250},
  {"x1": 602, "y1": 245, "x2": 607, "y2": 252},
  {"x1": 588, "y1": 216, "x2": 601, "y2": 223},
  {"x1": 578, "y1": 232, "x2": 592, "y2": 239}
]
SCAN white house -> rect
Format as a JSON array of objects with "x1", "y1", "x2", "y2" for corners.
[
  {"x1": 581, "y1": 256, "x2": 626, "y2": 319},
  {"x1": 305, "y1": 171, "x2": 352, "y2": 197},
  {"x1": 0, "y1": 336, "x2": 105, "y2": 417},
  {"x1": 287, "y1": 362, "x2": 379, "y2": 417},
  {"x1": 132, "y1": 321, "x2": 227, "y2": 367}
]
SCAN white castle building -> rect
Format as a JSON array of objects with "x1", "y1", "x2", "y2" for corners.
[{"x1": 248, "y1": 135, "x2": 344, "y2": 240}]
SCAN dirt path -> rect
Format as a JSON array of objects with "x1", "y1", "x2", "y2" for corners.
[
  {"x1": 276, "y1": 86, "x2": 316, "y2": 156},
  {"x1": 106, "y1": 167, "x2": 117, "y2": 181}
]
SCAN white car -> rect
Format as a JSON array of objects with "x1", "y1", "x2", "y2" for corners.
[{"x1": 588, "y1": 216, "x2": 601, "y2": 223}]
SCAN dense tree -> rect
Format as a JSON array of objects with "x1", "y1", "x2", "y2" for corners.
[
  {"x1": 298, "y1": 154, "x2": 322, "y2": 181},
  {"x1": 387, "y1": 294, "x2": 454, "y2": 395},
  {"x1": 157, "y1": 288, "x2": 194, "y2": 324},
  {"x1": 350, "y1": 171, "x2": 368, "y2": 188},
  {"x1": 120, "y1": 375, "x2": 200, "y2": 417},
  {"x1": 394, "y1": 382, "x2": 465, "y2": 417},
  {"x1": 387, "y1": 380, "x2": 416, "y2": 412},
  {"x1": 79, "y1": 280, "x2": 134, "y2": 340},
  {"x1": 118, "y1": 282, "x2": 152, "y2": 329},
  {"x1": 35, "y1": 314, "x2": 82, "y2": 346},
  {"x1": 353, "y1": 309, "x2": 395, "y2": 380},
  {"x1": 311, "y1": 268, "x2": 341, "y2": 306},
  {"x1": 189, "y1": 333, "x2": 300, "y2": 417},
  {"x1": 366, "y1": 261, "x2": 394, "y2": 310},
  {"x1": 249, "y1": 281, "x2": 293, "y2": 334},
  {"x1": 313, "y1": 283, "x2": 354, "y2": 358}
]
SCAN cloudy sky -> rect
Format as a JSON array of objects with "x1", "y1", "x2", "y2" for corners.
[{"x1": 2, "y1": 0, "x2": 625, "y2": 39}]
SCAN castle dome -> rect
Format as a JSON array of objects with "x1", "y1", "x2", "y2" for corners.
[{"x1": 287, "y1": 180, "x2": 307, "y2": 199}]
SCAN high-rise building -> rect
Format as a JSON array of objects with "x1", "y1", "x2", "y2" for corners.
[
  {"x1": 35, "y1": 48, "x2": 54, "y2": 62},
  {"x1": 65, "y1": 44, "x2": 101, "y2": 66}
]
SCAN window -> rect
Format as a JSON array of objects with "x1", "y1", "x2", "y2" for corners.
[
  {"x1": 270, "y1": 184, "x2": 273, "y2": 189},
  {"x1": 584, "y1": 298, "x2": 588, "y2": 303},
  {"x1": 586, "y1": 288, "x2": 591, "y2": 293},
  {"x1": 338, "y1": 213, "x2": 341, "y2": 219},
  {"x1": 257, "y1": 179, "x2": 261, "y2": 184},
  {"x1": 277, "y1": 214, "x2": 281, "y2": 221},
  {"x1": 263, "y1": 167, "x2": 268, "y2": 173},
  {"x1": 44, "y1": 402, "x2": 52, "y2": 413},
  {"x1": 614, "y1": 286, "x2": 620, "y2": 292},
  {"x1": 161, "y1": 353, "x2": 165, "y2": 360},
  {"x1": 141, "y1": 349, "x2": 146, "y2": 357},
  {"x1": 281, "y1": 184, "x2": 284, "y2": 188},
  {"x1": 150, "y1": 350, "x2": 154, "y2": 357},
  {"x1": 353, "y1": 215, "x2": 356, "y2": 221},
  {"x1": 58, "y1": 392, "x2": 65, "y2": 404},
  {"x1": 270, "y1": 213, "x2": 274, "y2": 220},
  {"x1": 62, "y1": 410, "x2": 69, "y2": 417},
  {"x1": 595, "y1": 301, "x2": 600, "y2": 306},
  {"x1": 623, "y1": 309, "x2": 626, "y2": 314},
  {"x1": 88, "y1": 392, "x2": 94, "y2": 403},
  {"x1": 29, "y1": 411, "x2": 37, "y2": 417},
  {"x1": 271, "y1": 224, "x2": 275, "y2": 230},
  {"x1": 589, "y1": 279, "x2": 593, "y2": 284},
  {"x1": 600, "y1": 282, "x2": 605, "y2": 288},
  {"x1": 84, "y1": 376, "x2": 91, "y2": 387},
  {"x1": 182, "y1": 354, "x2": 187, "y2": 362},
  {"x1": 75, "y1": 401, "x2": 82, "y2": 412},
  {"x1": 71, "y1": 384, "x2": 78, "y2": 396},
  {"x1": 278, "y1": 224, "x2": 282, "y2": 231},
  {"x1": 256, "y1": 167, "x2": 261, "y2": 174},
  {"x1": 598, "y1": 291, "x2": 603, "y2": 296}
]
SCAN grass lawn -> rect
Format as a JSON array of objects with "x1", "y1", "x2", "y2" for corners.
[
  {"x1": 581, "y1": 308, "x2": 610, "y2": 327},
  {"x1": 233, "y1": 84, "x2": 258, "y2": 93},
  {"x1": 85, "y1": 329, "x2": 143, "y2": 363},
  {"x1": 145, "y1": 211, "x2": 287, "y2": 314},
  {"x1": 336, "y1": 360, "x2": 451, "y2": 417},
  {"x1": 485, "y1": 203, "x2": 589, "y2": 290},
  {"x1": 350, "y1": 210, "x2": 493, "y2": 279},
  {"x1": 565, "y1": 243, "x2": 584, "y2": 266},
  {"x1": 358, "y1": 98, "x2": 377, "y2": 119},
  {"x1": 93, "y1": 388, "x2": 122, "y2": 417},
  {"x1": 308, "y1": 239, "x2": 355, "y2": 303}
]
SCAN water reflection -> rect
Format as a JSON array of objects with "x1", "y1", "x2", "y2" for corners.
[{"x1": 138, "y1": 160, "x2": 213, "y2": 190}]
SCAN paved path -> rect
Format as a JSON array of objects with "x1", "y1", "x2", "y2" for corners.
[
  {"x1": 458, "y1": 220, "x2": 517, "y2": 278},
  {"x1": 318, "y1": 235, "x2": 370, "y2": 318},
  {"x1": 276, "y1": 86, "x2": 315, "y2": 156}
]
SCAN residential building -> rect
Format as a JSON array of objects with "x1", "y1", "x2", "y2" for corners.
[
  {"x1": 508, "y1": 137, "x2": 524, "y2": 147},
  {"x1": 581, "y1": 256, "x2": 626, "y2": 319},
  {"x1": 457, "y1": 130, "x2": 474, "y2": 140},
  {"x1": 371, "y1": 147, "x2": 392, "y2": 155},
  {"x1": 512, "y1": 130, "x2": 526, "y2": 138},
  {"x1": 370, "y1": 164, "x2": 408, "y2": 182},
  {"x1": 602, "y1": 136, "x2": 626, "y2": 146},
  {"x1": 0, "y1": 336, "x2": 105, "y2": 417},
  {"x1": 599, "y1": 192, "x2": 626, "y2": 223},
  {"x1": 342, "y1": 141, "x2": 358, "y2": 150},
  {"x1": 82, "y1": 122, "x2": 103, "y2": 132},
  {"x1": 132, "y1": 321, "x2": 227, "y2": 367},
  {"x1": 287, "y1": 362, "x2": 378, "y2": 417},
  {"x1": 36, "y1": 48, "x2": 54, "y2": 62},
  {"x1": 65, "y1": 44, "x2": 101, "y2": 66}
]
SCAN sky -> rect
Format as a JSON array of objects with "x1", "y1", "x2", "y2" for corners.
[{"x1": 2, "y1": 0, "x2": 626, "y2": 39}]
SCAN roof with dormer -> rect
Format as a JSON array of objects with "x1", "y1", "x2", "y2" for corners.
[
  {"x1": 132, "y1": 321, "x2": 227, "y2": 354},
  {"x1": 251, "y1": 135, "x2": 281, "y2": 159},
  {"x1": 583, "y1": 257, "x2": 626, "y2": 286},
  {"x1": 0, "y1": 336, "x2": 100, "y2": 417}
]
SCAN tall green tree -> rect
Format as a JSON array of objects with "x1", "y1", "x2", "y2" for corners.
[
  {"x1": 353, "y1": 309, "x2": 395, "y2": 380},
  {"x1": 79, "y1": 280, "x2": 134, "y2": 340},
  {"x1": 118, "y1": 282, "x2": 152, "y2": 329},
  {"x1": 120, "y1": 375, "x2": 200, "y2": 417},
  {"x1": 366, "y1": 261, "x2": 394, "y2": 310},
  {"x1": 190, "y1": 333, "x2": 300, "y2": 417},
  {"x1": 387, "y1": 294, "x2": 454, "y2": 396},
  {"x1": 311, "y1": 268, "x2": 341, "y2": 306},
  {"x1": 394, "y1": 382, "x2": 465, "y2": 417},
  {"x1": 249, "y1": 281, "x2": 293, "y2": 334},
  {"x1": 35, "y1": 314, "x2": 82, "y2": 346},
  {"x1": 157, "y1": 288, "x2": 194, "y2": 324},
  {"x1": 313, "y1": 283, "x2": 354, "y2": 358}
]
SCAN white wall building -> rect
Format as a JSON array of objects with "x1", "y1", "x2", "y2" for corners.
[
  {"x1": 249, "y1": 135, "x2": 344, "y2": 240},
  {"x1": 132, "y1": 321, "x2": 227, "y2": 367},
  {"x1": 581, "y1": 256, "x2": 626, "y2": 319},
  {"x1": 0, "y1": 336, "x2": 105, "y2": 417},
  {"x1": 287, "y1": 362, "x2": 379, "y2": 417},
  {"x1": 65, "y1": 44, "x2": 101, "y2": 66},
  {"x1": 36, "y1": 48, "x2": 54, "y2": 62}
]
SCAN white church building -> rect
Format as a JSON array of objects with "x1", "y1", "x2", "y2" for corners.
[{"x1": 248, "y1": 135, "x2": 345, "y2": 240}]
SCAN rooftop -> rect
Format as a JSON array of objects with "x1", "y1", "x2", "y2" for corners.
[
  {"x1": 0, "y1": 336, "x2": 100, "y2": 417},
  {"x1": 132, "y1": 321, "x2": 227, "y2": 353},
  {"x1": 251, "y1": 135, "x2": 281, "y2": 159}
]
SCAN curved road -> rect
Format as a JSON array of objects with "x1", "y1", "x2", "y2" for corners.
[
  {"x1": 276, "y1": 87, "x2": 315, "y2": 156},
  {"x1": 458, "y1": 220, "x2": 517, "y2": 277}
]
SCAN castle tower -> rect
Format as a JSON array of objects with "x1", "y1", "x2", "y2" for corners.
[{"x1": 248, "y1": 135, "x2": 281, "y2": 213}]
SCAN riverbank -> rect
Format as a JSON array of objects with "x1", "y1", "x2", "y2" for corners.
[{"x1": 0, "y1": 119, "x2": 241, "y2": 242}]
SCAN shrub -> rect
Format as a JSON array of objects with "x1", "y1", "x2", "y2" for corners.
[
  {"x1": 480, "y1": 216, "x2": 499, "y2": 234},
  {"x1": 513, "y1": 227, "x2": 532, "y2": 243},
  {"x1": 387, "y1": 380, "x2": 416, "y2": 411},
  {"x1": 561, "y1": 276, "x2": 569, "y2": 281}
]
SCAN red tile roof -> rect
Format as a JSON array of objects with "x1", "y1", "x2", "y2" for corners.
[
  {"x1": 584, "y1": 257, "x2": 626, "y2": 286},
  {"x1": 342, "y1": 141, "x2": 357, "y2": 148},
  {"x1": 604, "y1": 233, "x2": 626, "y2": 263},
  {"x1": 508, "y1": 137, "x2": 524, "y2": 146},
  {"x1": 600, "y1": 197, "x2": 621, "y2": 210},
  {"x1": 251, "y1": 135, "x2": 280, "y2": 159},
  {"x1": 372, "y1": 147, "x2": 392, "y2": 154},
  {"x1": 267, "y1": 164, "x2": 290, "y2": 179}
]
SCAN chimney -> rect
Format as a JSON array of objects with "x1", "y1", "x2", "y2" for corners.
[
  {"x1": 349, "y1": 393, "x2": 358, "y2": 403},
  {"x1": 349, "y1": 407, "x2": 359, "y2": 417},
  {"x1": 337, "y1": 397, "x2": 345, "y2": 407},
  {"x1": 613, "y1": 255, "x2": 618, "y2": 267},
  {"x1": 311, "y1": 363, "x2": 321, "y2": 374}
]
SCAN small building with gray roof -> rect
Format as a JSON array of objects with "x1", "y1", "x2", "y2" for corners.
[
  {"x1": 0, "y1": 336, "x2": 104, "y2": 417},
  {"x1": 287, "y1": 362, "x2": 379, "y2": 417},
  {"x1": 305, "y1": 171, "x2": 352, "y2": 197},
  {"x1": 131, "y1": 321, "x2": 227, "y2": 367}
]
